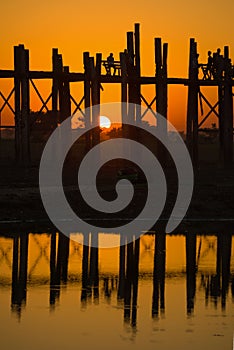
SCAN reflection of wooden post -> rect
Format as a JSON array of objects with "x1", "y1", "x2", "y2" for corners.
[
  {"x1": 12, "y1": 236, "x2": 19, "y2": 306},
  {"x1": 81, "y1": 232, "x2": 90, "y2": 304},
  {"x1": 56, "y1": 233, "x2": 70, "y2": 283},
  {"x1": 216, "y1": 233, "x2": 221, "y2": 277},
  {"x1": 186, "y1": 232, "x2": 197, "y2": 314},
  {"x1": 118, "y1": 234, "x2": 126, "y2": 299},
  {"x1": 49, "y1": 232, "x2": 70, "y2": 306},
  {"x1": 131, "y1": 238, "x2": 140, "y2": 327},
  {"x1": 123, "y1": 236, "x2": 140, "y2": 327},
  {"x1": 208, "y1": 233, "x2": 221, "y2": 307},
  {"x1": 60, "y1": 234, "x2": 70, "y2": 282},
  {"x1": 50, "y1": 232, "x2": 57, "y2": 306},
  {"x1": 152, "y1": 233, "x2": 166, "y2": 317},
  {"x1": 221, "y1": 233, "x2": 232, "y2": 309},
  {"x1": 11, "y1": 233, "x2": 29, "y2": 318},
  {"x1": 89, "y1": 232, "x2": 99, "y2": 301},
  {"x1": 124, "y1": 239, "x2": 133, "y2": 322},
  {"x1": 19, "y1": 233, "x2": 29, "y2": 296}
]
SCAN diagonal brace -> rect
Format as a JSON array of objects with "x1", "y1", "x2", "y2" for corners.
[
  {"x1": 0, "y1": 88, "x2": 15, "y2": 114},
  {"x1": 140, "y1": 94, "x2": 157, "y2": 119},
  {"x1": 30, "y1": 79, "x2": 50, "y2": 112}
]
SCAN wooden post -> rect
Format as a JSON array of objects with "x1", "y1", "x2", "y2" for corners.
[
  {"x1": 14, "y1": 46, "x2": 22, "y2": 163},
  {"x1": 120, "y1": 51, "x2": 128, "y2": 148},
  {"x1": 52, "y1": 49, "x2": 59, "y2": 117},
  {"x1": 155, "y1": 38, "x2": 163, "y2": 119},
  {"x1": 83, "y1": 52, "x2": 91, "y2": 150},
  {"x1": 155, "y1": 38, "x2": 168, "y2": 162},
  {"x1": 162, "y1": 43, "x2": 168, "y2": 123},
  {"x1": 13, "y1": 45, "x2": 30, "y2": 165},
  {"x1": 125, "y1": 30, "x2": 138, "y2": 155},
  {"x1": 134, "y1": 23, "x2": 141, "y2": 124},
  {"x1": 186, "y1": 39, "x2": 199, "y2": 167},
  {"x1": 120, "y1": 52, "x2": 128, "y2": 122},
  {"x1": 222, "y1": 46, "x2": 233, "y2": 166},
  {"x1": 52, "y1": 48, "x2": 60, "y2": 126},
  {"x1": 90, "y1": 54, "x2": 101, "y2": 146},
  {"x1": 57, "y1": 54, "x2": 64, "y2": 124},
  {"x1": 20, "y1": 46, "x2": 30, "y2": 165},
  {"x1": 218, "y1": 84, "x2": 224, "y2": 159},
  {"x1": 127, "y1": 32, "x2": 134, "y2": 64},
  {"x1": 83, "y1": 52, "x2": 91, "y2": 118},
  {"x1": 127, "y1": 31, "x2": 136, "y2": 122},
  {"x1": 127, "y1": 32, "x2": 135, "y2": 106},
  {"x1": 61, "y1": 66, "x2": 71, "y2": 122}
]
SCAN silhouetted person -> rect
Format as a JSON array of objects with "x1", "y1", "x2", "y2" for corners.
[
  {"x1": 213, "y1": 48, "x2": 224, "y2": 79},
  {"x1": 107, "y1": 53, "x2": 116, "y2": 76},
  {"x1": 207, "y1": 51, "x2": 213, "y2": 79},
  {"x1": 124, "y1": 48, "x2": 134, "y2": 65}
]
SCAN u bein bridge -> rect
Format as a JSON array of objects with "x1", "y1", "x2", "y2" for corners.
[
  {"x1": 0, "y1": 232, "x2": 233, "y2": 322},
  {"x1": 0, "y1": 23, "x2": 234, "y2": 167}
]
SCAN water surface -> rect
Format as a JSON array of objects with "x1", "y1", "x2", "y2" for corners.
[{"x1": 0, "y1": 232, "x2": 233, "y2": 350}]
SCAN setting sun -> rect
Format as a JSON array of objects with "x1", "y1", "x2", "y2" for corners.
[{"x1": 100, "y1": 115, "x2": 111, "y2": 128}]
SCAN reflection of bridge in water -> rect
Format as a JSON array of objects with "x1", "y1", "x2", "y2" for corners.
[{"x1": 0, "y1": 232, "x2": 233, "y2": 325}]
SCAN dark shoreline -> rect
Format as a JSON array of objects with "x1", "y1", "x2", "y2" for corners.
[{"x1": 0, "y1": 162, "x2": 234, "y2": 234}]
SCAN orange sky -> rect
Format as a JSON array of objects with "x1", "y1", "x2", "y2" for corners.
[{"x1": 1, "y1": 0, "x2": 234, "y2": 130}]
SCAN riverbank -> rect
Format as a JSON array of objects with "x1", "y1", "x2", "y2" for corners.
[{"x1": 0, "y1": 162, "x2": 234, "y2": 233}]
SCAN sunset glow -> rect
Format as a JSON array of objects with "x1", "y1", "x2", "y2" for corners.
[{"x1": 1, "y1": 1, "x2": 234, "y2": 130}]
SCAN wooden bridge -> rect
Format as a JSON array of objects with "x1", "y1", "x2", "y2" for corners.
[{"x1": 0, "y1": 23, "x2": 233, "y2": 166}]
